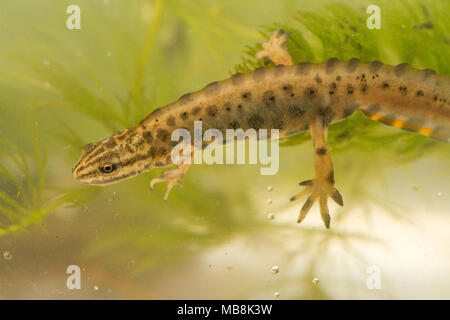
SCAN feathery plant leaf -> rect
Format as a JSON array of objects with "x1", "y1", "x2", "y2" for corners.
[{"x1": 0, "y1": 110, "x2": 95, "y2": 236}]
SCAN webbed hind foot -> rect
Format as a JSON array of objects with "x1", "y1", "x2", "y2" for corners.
[
  {"x1": 256, "y1": 29, "x2": 294, "y2": 66},
  {"x1": 290, "y1": 178, "x2": 343, "y2": 228}
]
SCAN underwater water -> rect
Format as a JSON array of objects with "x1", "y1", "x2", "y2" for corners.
[{"x1": 0, "y1": 0, "x2": 449, "y2": 299}]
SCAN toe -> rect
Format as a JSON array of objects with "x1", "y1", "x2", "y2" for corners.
[
  {"x1": 299, "y1": 179, "x2": 313, "y2": 186},
  {"x1": 290, "y1": 187, "x2": 311, "y2": 201},
  {"x1": 150, "y1": 177, "x2": 164, "y2": 190},
  {"x1": 330, "y1": 188, "x2": 344, "y2": 206},
  {"x1": 319, "y1": 196, "x2": 331, "y2": 229},
  {"x1": 297, "y1": 196, "x2": 315, "y2": 223}
]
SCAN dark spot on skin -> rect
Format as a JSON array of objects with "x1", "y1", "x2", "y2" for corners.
[
  {"x1": 157, "y1": 129, "x2": 170, "y2": 142},
  {"x1": 393, "y1": 63, "x2": 410, "y2": 77},
  {"x1": 325, "y1": 58, "x2": 339, "y2": 73},
  {"x1": 329, "y1": 82, "x2": 337, "y2": 94},
  {"x1": 149, "y1": 146, "x2": 157, "y2": 157},
  {"x1": 125, "y1": 144, "x2": 135, "y2": 153},
  {"x1": 319, "y1": 107, "x2": 335, "y2": 127},
  {"x1": 399, "y1": 86, "x2": 408, "y2": 94},
  {"x1": 282, "y1": 84, "x2": 293, "y2": 92},
  {"x1": 315, "y1": 75, "x2": 322, "y2": 84},
  {"x1": 327, "y1": 170, "x2": 335, "y2": 185},
  {"x1": 206, "y1": 105, "x2": 218, "y2": 117},
  {"x1": 253, "y1": 67, "x2": 267, "y2": 80},
  {"x1": 382, "y1": 82, "x2": 389, "y2": 89},
  {"x1": 416, "y1": 90, "x2": 424, "y2": 97},
  {"x1": 346, "y1": 84, "x2": 354, "y2": 95},
  {"x1": 289, "y1": 105, "x2": 305, "y2": 117},
  {"x1": 192, "y1": 107, "x2": 202, "y2": 115},
  {"x1": 248, "y1": 114, "x2": 264, "y2": 130},
  {"x1": 336, "y1": 75, "x2": 342, "y2": 81},
  {"x1": 316, "y1": 147, "x2": 327, "y2": 155},
  {"x1": 420, "y1": 69, "x2": 436, "y2": 80},
  {"x1": 179, "y1": 92, "x2": 193, "y2": 104},
  {"x1": 346, "y1": 58, "x2": 360, "y2": 73},
  {"x1": 157, "y1": 147, "x2": 166, "y2": 156},
  {"x1": 143, "y1": 131, "x2": 153, "y2": 143},
  {"x1": 305, "y1": 87, "x2": 316, "y2": 96},
  {"x1": 272, "y1": 119, "x2": 284, "y2": 129},
  {"x1": 433, "y1": 95, "x2": 438, "y2": 101},
  {"x1": 296, "y1": 62, "x2": 312, "y2": 75},
  {"x1": 273, "y1": 64, "x2": 286, "y2": 76},
  {"x1": 361, "y1": 84, "x2": 368, "y2": 94},
  {"x1": 241, "y1": 91, "x2": 251, "y2": 101},
  {"x1": 237, "y1": 104, "x2": 243, "y2": 111},
  {"x1": 180, "y1": 111, "x2": 189, "y2": 120},
  {"x1": 231, "y1": 72, "x2": 245, "y2": 85},
  {"x1": 224, "y1": 102, "x2": 232, "y2": 111},
  {"x1": 262, "y1": 90, "x2": 276, "y2": 107},
  {"x1": 368, "y1": 60, "x2": 383, "y2": 73},
  {"x1": 228, "y1": 120, "x2": 240, "y2": 130},
  {"x1": 204, "y1": 81, "x2": 220, "y2": 94},
  {"x1": 154, "y1": 161, "x2": 164, "y2": 167},
  {"x1": 166, "y1": 116, "x2": 176, "y2": 126}
]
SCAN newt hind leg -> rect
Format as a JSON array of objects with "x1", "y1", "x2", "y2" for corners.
[
  {"x1": 290, "y1": 117, "x2": 343, "y2": 228},
  {"x1": 256, "y1": 30, "x2": 294, "y2": 66}
]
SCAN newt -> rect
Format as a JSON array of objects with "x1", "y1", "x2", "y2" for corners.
[{"x1": 72, "y1": 30, "x2": 450, "y2": 228}]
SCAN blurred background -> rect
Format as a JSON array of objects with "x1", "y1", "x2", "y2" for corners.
[{"x1": 0, "y1": 0, "x2": 449, "y2": 299}]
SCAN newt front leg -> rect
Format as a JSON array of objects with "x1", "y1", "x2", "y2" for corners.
[
  {"x1": 289, "y1": 117, "x2": 343, "y2": 228},
  {"x1": 150, "y1": 163, "x2": 191, "y2": 200}
]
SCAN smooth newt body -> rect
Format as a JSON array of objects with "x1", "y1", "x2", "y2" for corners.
[{"x1": 73, "y1": 31, "x2": 450, "y2": 228}]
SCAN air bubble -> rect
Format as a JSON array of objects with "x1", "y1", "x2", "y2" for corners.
[
  {"x1": 267, "y1": 199, "x2": 273, "y2": 205},
  {"x1": 312, "y1": 278, "x2": 320, "y2": 284},
  {"x1": 94, "y1": 285, "x2": 99, "y2": 291},
  {"x1": 267, "y1": 186, "x2": 273, "y2": 192},
  {"x1": 107, "y1": 51, "x2": 112, "y2": 57},
  {"x1": 271, "y1": 265, "x2": 279, "y2": 274},
  {"x1": 437, "y1": 192, "x2": 443, "y2": 197},
  {"x1": 274, "y1": 292, "x2": 280, "y2": 298},
  {"x1": 267, "y1": 213, "x2": 274, "y2": 220},
  {"x1": 3, "y1": 251, "x2": 12, "y2": 261}
]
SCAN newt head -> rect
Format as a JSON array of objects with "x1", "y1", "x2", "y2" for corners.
[{"x1": 72, "y1": 128, "x2": 155, "y2": 185}]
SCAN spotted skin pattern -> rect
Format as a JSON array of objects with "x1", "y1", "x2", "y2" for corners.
[{"x1": 73, "y1": 30, "x2": 450, "y2": 228}]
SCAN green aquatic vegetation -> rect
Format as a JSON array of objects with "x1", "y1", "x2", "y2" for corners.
[{"x1": 0, "y1": 111, "x2": 94, "y2": 236}]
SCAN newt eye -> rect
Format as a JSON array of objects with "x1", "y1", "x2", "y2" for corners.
[{"x1": 99, "y1": 163, "x2": 118, "y2": 175}]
